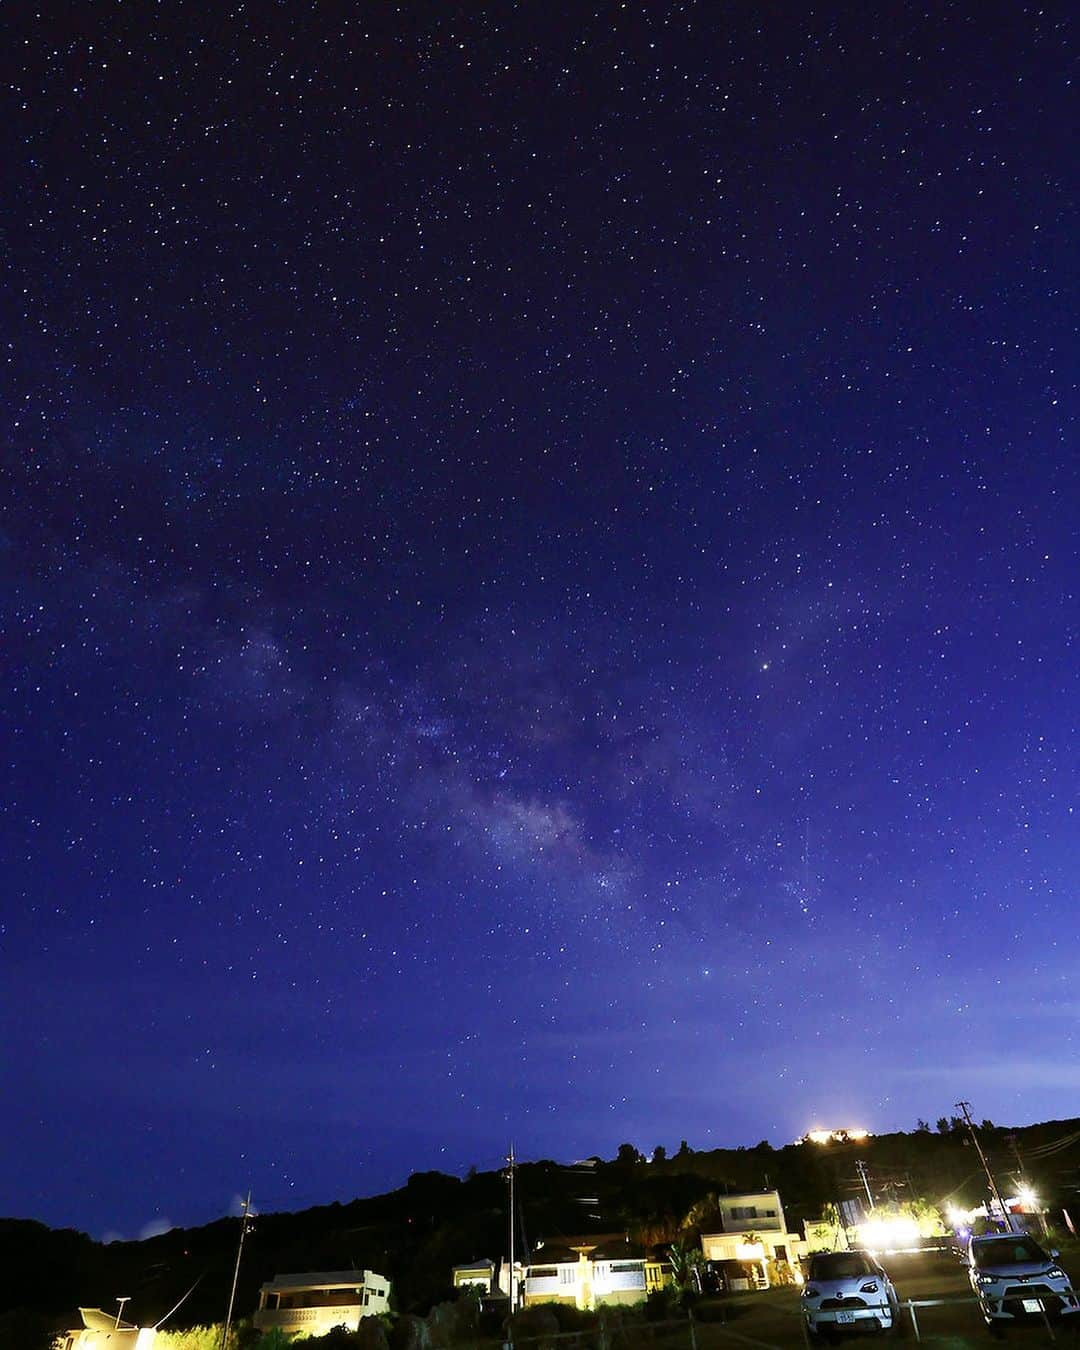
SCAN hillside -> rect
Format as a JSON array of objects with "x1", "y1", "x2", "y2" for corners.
[{"x1": 4, "y1": 1118, "x2": 1078, "y2": 1345}]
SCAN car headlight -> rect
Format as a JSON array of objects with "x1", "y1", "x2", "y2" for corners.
[
  {"x1": 803, "y1": 1287, "x2": 821, "y2": 1300},
  {"x1": 1048, "y1": 1268, "x2": 1067, "y2": 1281},
  {"x1": 976, "y1": 1274, "x2": 997, "y2": 1286},
  {"x1": 859, "y1": 1282, "x2": 879, "y2": 1294}
]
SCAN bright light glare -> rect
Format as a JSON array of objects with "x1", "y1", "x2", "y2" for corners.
[
  {"x1": 736, "y1": 1242, "x2": 766, "y2": 1261},
  {"x1": 857, "y1": 1217, "x2": 920, "y2": 1252},
  {"x1": 1017, "y1": 1186, "x2": 1038, "y2": 1208}
]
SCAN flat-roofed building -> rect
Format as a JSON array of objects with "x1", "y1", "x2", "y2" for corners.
[
  {"x1": 254, "y1": 1270, "x2": 390, "y2": 1337},
  {"x1": 700, "y1": 1191, "x2": 806, "y2": 1290}
]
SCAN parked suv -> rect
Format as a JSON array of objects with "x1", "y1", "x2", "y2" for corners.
[
  {"x1": 802, "y1": 1250, "x2": 899, "y2": 1336},
  {"x1": 966, "y1": 1233, "x2": 1079, "y2": 1331}
]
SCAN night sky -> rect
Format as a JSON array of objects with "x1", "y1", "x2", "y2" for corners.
[{"x1": 2, "y1": 2, "x2": 1076, "y2": 1240}]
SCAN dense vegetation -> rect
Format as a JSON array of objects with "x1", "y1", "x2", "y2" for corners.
[{"x1": 3, "y1": 1118, "x2": 1077, "y2": 1350}]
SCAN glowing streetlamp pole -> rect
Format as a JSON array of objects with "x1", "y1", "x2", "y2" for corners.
[{"x1": 114, "y1": 1297, "x2": 131, "y2": 1329}]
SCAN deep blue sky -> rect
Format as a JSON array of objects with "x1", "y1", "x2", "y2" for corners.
[{"x1": 2, "y1": 1, "x2": 1076, "y2": 1240}]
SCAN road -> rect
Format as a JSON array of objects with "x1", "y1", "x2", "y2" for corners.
[{"x1": 691, "y1": 1247, "x2": 1080, "y2": 1350}]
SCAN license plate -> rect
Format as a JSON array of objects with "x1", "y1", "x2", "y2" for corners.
[
  {"x1": 1021, "y1": 1299, "x2": 1043, "y2": 1313},
  {"x1": 836, "y1": 1312, "x2": 855, "y2": 1324}
]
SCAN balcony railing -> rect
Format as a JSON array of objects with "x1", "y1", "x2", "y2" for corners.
[
  {"x1": 524, "y1": 1276, "x2": 563, "y2": 1295},
  {"x1": 254, "y1": 1306, "x2": 362, "y2": 1330},
  {"x1": 594, "y1": 1271, "x2": 646, "y2": 1293}
]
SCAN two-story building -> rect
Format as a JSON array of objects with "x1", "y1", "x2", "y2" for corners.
[
  {"x1": 253, "y1": 1270, "x2": 390, "y2": 1337},
  {"x1": 699, "y1": 1191, "x2": 806, "y2": 1290}
]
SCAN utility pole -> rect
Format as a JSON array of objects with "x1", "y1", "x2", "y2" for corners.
[
  {"x1": 855, "y1": 1160, "x2": 876, "y2": 1212},
  {"x1": 506, "y1": 1145, "x2": 517, "y2": 1315},
  {"x1": 1006, "y1": 1134, "x2": 1048, "y2": 1236},
  {"x1": 221, "y1": 1191, "x2": 253, "y2": 1350},
  {"x1": 956, "y1": 1103, "x2": 1014, "y2": 1233}
]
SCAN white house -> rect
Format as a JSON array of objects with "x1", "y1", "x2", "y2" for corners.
[
  {"x1": 523, "y1": 1236, "x2": 670, "y2": 1310},
  {"x1": 254, "y1": 1270, "x2": 390, "y2": 1337},
  {"x1": 699, "y1": 1191, "x2": 806, "y2": 1289}
]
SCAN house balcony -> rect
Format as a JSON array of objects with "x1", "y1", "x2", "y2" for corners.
[
  {"x1": 524, "y1": 1275, "x2": 564, "y2": 1297},
  {"x1": 720, "y1": 1217, "x2": 783, "y2": 1233},
  {"x1": 254, "y1": 1305, "x2": 362, "y2": 1333},
  {"x1": 594, "y1": 1270, "x2": 646, "y2": 1294}
]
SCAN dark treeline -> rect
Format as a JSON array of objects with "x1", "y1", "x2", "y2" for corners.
[{"x1": 4, "y1": 1118, "x2": 1078, "y2": 1343}]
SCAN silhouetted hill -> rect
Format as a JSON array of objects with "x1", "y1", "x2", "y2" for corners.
[{"x1": 4, "y1": 1118, "x2": 1078, "y2": 1336}]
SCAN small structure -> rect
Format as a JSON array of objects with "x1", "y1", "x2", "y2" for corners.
[
  {"x1": 59, "y1": 1309, "x2": 157, "y2": 1350},
  {"x1": 254, "y1": 1270, "x2": 390, "y2": 1337},
  {"x1": 522, "y1": 1235, "x2": 669, "y2": 1310},
  {"x1": 451, "y1": 1258, "x2": 523, "y2": 1299},
  {"x1": 699, "y1": 1191, "x2": 806, "y2": 1290},
  {"x1": 452, "y1": 1259, "x2": 498, "y2": 1293}
]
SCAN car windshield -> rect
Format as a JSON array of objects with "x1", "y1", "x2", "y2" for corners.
[
  {"x1": 973, "y1": 1237, "x2": 1047, "y2": 1269},
  {"x1": 810, "y1": 1253, "x2": 875, "y2": 1281}
]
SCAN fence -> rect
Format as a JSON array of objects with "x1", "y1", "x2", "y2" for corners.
[
  {"x1": 500, "y1": 1292, "x2": 1078, "y2": 1350},
  {"x1": 501, "y1": 1311, "x2": 795, "y2": 1350}
]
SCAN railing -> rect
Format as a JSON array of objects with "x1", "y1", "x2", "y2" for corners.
[
  {"x1": 254, "y1": 1305, "x2": 362, "y2": 1329},
  {"x1": 898, "y1": 1289, "x2": 1076, "y2": 1343},
  {"x1": 797, "y1": 1288, "x2": 1079, "y2": 1345},
  {"x1": 594, "y1": 1272, "x2": 647, "y2": 1294},
  {"x1": 524, "y1": 1278, "x2": 566, "y2": 1298}
]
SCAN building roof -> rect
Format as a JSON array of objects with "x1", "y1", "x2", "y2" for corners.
[
  {"x1": 530, "y1": 1234, "x2": 651, "y2": 1265},
  {"x1": 260, "y1": 1271, "x2": 370, "y2": 1292},
  {"x1": 78, "y1": 1309, "x2": 138, "y2": 1331},
  {"x1": 453, "y1": 1259, "x2": 496, "y2": 1272}
]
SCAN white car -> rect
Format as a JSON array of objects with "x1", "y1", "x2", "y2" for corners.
[
  {"x1": 802, "y1": 1250, "x2": 899, "y2": 1337},
  {"x1": 965, "y1": 1233, "x2": 1079, "y2": 1331}
]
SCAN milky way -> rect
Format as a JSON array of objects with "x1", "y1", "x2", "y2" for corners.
[{"x1": 1, "y1": 1, "x2": 1075, "y2": 1236}]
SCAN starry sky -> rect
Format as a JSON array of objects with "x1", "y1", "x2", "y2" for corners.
[{"x1": 2, "y1": 1, "x2": 1076, "y2": 1239}]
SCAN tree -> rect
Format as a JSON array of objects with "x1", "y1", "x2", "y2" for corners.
[
  {"x1": 615, "y1": 1143, "x2": 644, "y2": 1167},
  {"x1": 667, "y1": 1240, "x2": 704, "y2": 1293},
  {"x1": 675, "y1": 1140, "x2": 692, "y2": 1159},
  {"x1": 915, "y1": 1119, "x2": 931, "y2": 1133},
  {"x1": 652, "y1": 1145, "x2": 667, "y2": 1164},
  {"x1": 936, "y1": 1117, "x2": 950, "y2": 1134}
]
